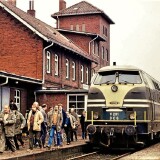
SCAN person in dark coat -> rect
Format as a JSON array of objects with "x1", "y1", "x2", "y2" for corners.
[
  {"x1": 64, "y1": 112, "x2": 76, "y2": 145},
  {"x1": 11, "y1": 105, "x2": 26, "y2": 150},
  {"x1": 58, "y1": 103, "x2": 66, "y2": 145},
  {"x1": 2, "y1": 105, "x2": 16, "y2": 152},
  {"x1": 80, "y1": 111, "x2": 87, "y2": 139}
]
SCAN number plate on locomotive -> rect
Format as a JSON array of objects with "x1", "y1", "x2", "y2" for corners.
[{"x1": 110, "y1": 112, "x2": 119, "y2": 120}]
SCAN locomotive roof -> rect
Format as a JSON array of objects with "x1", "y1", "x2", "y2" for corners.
[{"x1": 98, "y1": 65, "x2": 142, "y2": 72}]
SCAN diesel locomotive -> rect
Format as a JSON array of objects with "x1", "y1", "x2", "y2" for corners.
[{"x1": 86, "y1": 65, "x2": 160, "y2": 148}]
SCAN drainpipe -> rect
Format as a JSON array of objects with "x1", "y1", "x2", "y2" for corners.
[
  {"x1": 0, "y1": 76, "x2": 8, "y2": 86},
  {"x1": 42, "y1": 41, "x2": 54, "y2": 85},
  {"x1": 57, "y1": 16, "x2": 59, "y2": 29},
  {"x1": 89, "y1": 35, "x2": 98, "y2": 55}
]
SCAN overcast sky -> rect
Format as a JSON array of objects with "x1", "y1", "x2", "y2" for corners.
[{"x1": 16, "y1": 0, "x2": 160, "y2": 81}]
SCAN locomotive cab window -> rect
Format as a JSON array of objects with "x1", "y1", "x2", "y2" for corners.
[
  {"x1": 93, "y1": 71, "x2": 116, "y2": 85},
  {"x1": 118, "y1": 71, "x2": 142, "y2": 84}
]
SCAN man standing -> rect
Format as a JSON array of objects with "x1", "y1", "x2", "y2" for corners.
[
  {"x1": 47, "y1": 105, "x2": 62, "y2": 149},
  {"x1": 3, "y1": 105, "x2": 16, "y2": 152},
  {"x1": 40, "y1": 104, "x2": 48, "y2": 148},
  {"x1": 27, "y1": 102, "x2": 44, "y2": 151},
  {"x1": 70, "y1": 108, "x2": 80, "y2": 141},
  {"x1": 11, "y1": 104, "x2": 26, "y2": 150}
]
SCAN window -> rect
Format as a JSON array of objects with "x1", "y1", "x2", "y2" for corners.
[
  {"x1": 103, "y1": 26, "x2": 108, "y2": 37},
  {"x1": 102, "y1": 46, "x2": 105, "y2": 59},
  {"x1": 95, "y1": 41, "x2": 99, "y2": 56},
  {"x1": 70, "y1": 25, "x2": 73, "y2": 30},
  {"x1": 82, "y1": 24, "x2": 85, "y2": 32},
  {"x1": 66, "y1": 59, "x2": 69, "y2": 79},
  {"x1": 105, "y1": 28, "x2": 108, "y2": 37},
  {"x1": 55, "y1": 54, "x2": 59, "y2": 76},
  {"x1": 68, "y1": 94, "x2": 86, "y2": 115},
  {"x1": 106, "y1": 49, "x2": 109, "y2": 61},
  {"x1": 46, "y1": 51, "x2": 51, "y2": 73},
  {"x1": 86, "y1": 67, "x2": 89, "y2": 84},
  {"x1": 81, "y1": 65, "x2": 84, "y2": 83},
  {"x1": 72, "y1": 61, "x2": 76, "y2": 81},
  {"x1": 76, "y1": 24, "x2": 79, "y2": 31},
  {"x1": 14, "y1": 89, "x2": 20, "y2": 110}
]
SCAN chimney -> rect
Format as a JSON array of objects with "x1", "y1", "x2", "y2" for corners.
[
  {"x1": 59, "y1": 0, "x2": 66, "y2": 11},
  {"x1": 8, "y1": 0, "x2": 16, "y2": 6},
  {"x1": 27, "y1": 0, "x2": 35, "y2": 17}
]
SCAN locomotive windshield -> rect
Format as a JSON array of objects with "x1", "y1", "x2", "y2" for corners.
[
  {"x1": 118, "y1": 71, "x2": 142, "y2": 84},
  {"x1": 93, "y1": 70, "x2": 142, "y2": 84},
  {"x1": 94, "y1": 71, "x2": 116, "y2": 84}
]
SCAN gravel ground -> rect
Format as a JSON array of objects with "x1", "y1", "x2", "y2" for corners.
[{"x1": 119, "y1": 143, "x2": 160, "y2": 160}]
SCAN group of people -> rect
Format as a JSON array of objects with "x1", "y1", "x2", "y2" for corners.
[{"x1": 0, "y1": 101, "x2": 87, "y2": 154}]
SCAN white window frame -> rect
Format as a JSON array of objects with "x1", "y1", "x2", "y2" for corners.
[
  {"x1": 67, "y1": 94, "x2": 88, "y2": 115},
  {"x1": 70, "y1": 25, "x2": 73, "y2": 30},
  {"x1": 81, "y1": 65, "x2": 84, "y2": 83},
  {"x1": 14, "y1": 89, "x2": 20, "y2": 110},
  {"x1": 55, "y1": 54, "x2": 59, "y2": 76},
  {"x1": 72, "y1": 61, "x2": 76, "y2": 81},
  {"x1": 76, "y1": 24, "x2": 79, "y2": 31},
  {"x1": 66, "y1": 59, "x2": 69, "y2": 79},
  {"x1": 46, "y1": 51, "x2": 51, "y2": 73},
  {"x1": 82, "y1": 24, "x2": 85, "y2": 32},
  {"x1": 86, "y1": 67, "x2": 89, "y2": 84}
]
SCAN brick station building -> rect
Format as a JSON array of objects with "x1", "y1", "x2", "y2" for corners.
[{"x1": 0, "y1": 0, "x2": 114, "y2": 115}]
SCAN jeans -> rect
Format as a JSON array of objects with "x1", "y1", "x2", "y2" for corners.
[
  {"x1": 41, "y1": 122, "x2": 47, "y2": 146},
  {"x1": 48, "y1": 125, "x2": 60, "y2": 146}
]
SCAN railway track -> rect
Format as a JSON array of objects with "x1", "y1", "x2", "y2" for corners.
[{"x1": 66, "y1": 151, "x2": 132, "y2": 160}]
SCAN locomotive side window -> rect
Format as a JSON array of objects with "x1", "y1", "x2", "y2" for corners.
[
  {"x1": 118, "y1": 71, "x2": 142, "y2": 84},
  {"x1": 93, "y1": 71, "x2": 116, "y2": 85}
]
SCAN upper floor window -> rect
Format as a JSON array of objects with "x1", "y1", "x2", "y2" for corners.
[
  {"x1": 81, "y1": 65, "x2": 84, "y2": 83},
  {"x1": 55, "y1": 54, "x2": 59, "y2": 76},
  {"x1": 95, "y1": 41, "x2": 99, "y2": 56},
  {"x1": 86, "y1": 67, "x2": 89, "y2": 84},
  {"x1": 66, "y1": 59, "x2": 69, "y2": 79},
  {"x1": 70, "y1": 25, "x2": 73, "y2": 30},
  {"x1": 14, "y1": 89, "x2": 20, "y2": 110},
  {"x1": 106, "y1": 49, "x2": 109, "y2": 61},
  {"x1": 82, "y1": 24, "x2": 85, "y2": 32},
  {"x1": 103, "y1": 25, "x2": 108, "y2": 37},
  {"x1": 72, "y1": 61, "x2": 76, "y2": 81},
  {"x1": 102, "y1": 46, "x2": 105, "y2": 59},
  {"x1": 46, "y1": 51, "x2": 51, "y2": 73},
  {"x1": 76, "y1": 24, "x2": 79, "y2": 31}
]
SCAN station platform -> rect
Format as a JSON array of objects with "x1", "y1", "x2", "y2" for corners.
[{"x1": 0, "y1": 137, "x2": 89, "y2": 160}]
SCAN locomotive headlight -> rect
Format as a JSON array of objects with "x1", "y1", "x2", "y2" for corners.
[
  {"x1": 111, "y1": 85, "x2": 118, "y2": 92},
  {"x1": 129, "y1": 113, "x2": 135, "y2": 120},
  {"x1": 93, "y1": 112, "x2": 99, "y2": 119}
]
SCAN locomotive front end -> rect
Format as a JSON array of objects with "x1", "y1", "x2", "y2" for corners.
[{"x1": 86, "y1": 66, "x2": 150, "y2": 148}]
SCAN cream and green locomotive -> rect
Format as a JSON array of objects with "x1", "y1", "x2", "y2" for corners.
[{"x1": 86, "y1": 65, "x2": 160, "y2": 148}]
